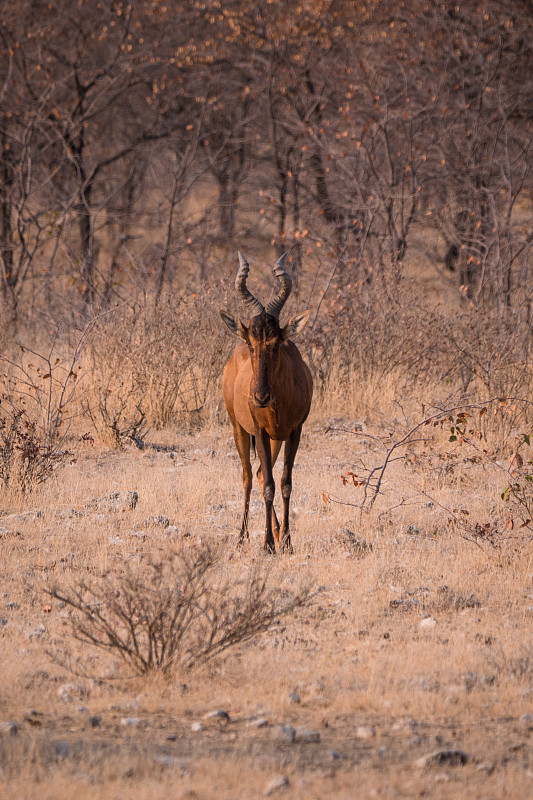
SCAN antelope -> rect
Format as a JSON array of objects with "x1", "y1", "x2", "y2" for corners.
[{"x1": 220, "y1": 252, "x2": 313, "y2": 553}]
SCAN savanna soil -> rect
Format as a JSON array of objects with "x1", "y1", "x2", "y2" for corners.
[{"x1": 0, "y1": 415, "x2": 532, "y2": 799}]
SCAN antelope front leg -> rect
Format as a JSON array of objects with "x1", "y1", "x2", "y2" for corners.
[
  {"x1": 279, "y1": 426, "x2": 302, "y2": 553},
  {"x1": 257, "y1": 439, "x2": 283, "y2": 545},
  {"x1": 255, "y1": 427, "x2": 276, "y2": 553},
  {"x1": 232, "y1": 423, "x2": 252, "y2": 547}
]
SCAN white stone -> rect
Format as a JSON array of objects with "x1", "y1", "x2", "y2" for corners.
[
  {"x1": 264, "y1": 776, "x2": 289, "y2": 796},
  {"x1": 356, "y1": 725, "x2": 375, "y2": 739}
]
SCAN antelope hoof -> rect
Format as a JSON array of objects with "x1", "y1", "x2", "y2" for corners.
[
  {"x1": 280, "y1": 535, "x2": 293, "y2": 554},
  {"x1": 237, "y1": 533, "x2": 249, "y2": 550}
]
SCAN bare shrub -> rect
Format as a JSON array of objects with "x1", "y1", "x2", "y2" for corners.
[
  {"x1": 307, "y1": 269, "x2": 533, "y2": 422},
  {"x1": 0, "y1": 337, "x2": 82, "y2": 492},
  {"x1": 81, "y1": 294, "x2": 232, "y2": 445},
  {"x1": 501, "y1": 432, "x2": 533, "y2": 535},
  {"x1": 80, "y1": 314, "x2": 146, "y2": 447},
  {"x1": 47, "y1": 543, "x2": 313, "y2": 676},
  {"x1": 307, "y1": 273, "x2": 450, "y2": 414}
]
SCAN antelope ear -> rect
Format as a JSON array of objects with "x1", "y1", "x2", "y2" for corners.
[
  {"x1": 219, "y1": 310, "x2": 248, "y2": 341},
  {"x1": 282, "y1": 310, "x2": 310, "y2": 340}
]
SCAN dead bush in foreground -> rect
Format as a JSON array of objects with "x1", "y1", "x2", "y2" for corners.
[{"x1": 47, "y1": 544, "x2": 312, "y2": 676}]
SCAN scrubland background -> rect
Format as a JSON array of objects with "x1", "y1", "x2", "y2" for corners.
[{"x1": 1, "y1": 1, "x2": 533, "y2": 798}]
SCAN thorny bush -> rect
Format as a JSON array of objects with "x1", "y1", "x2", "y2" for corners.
[
  {"x1": 306, "y1": 272, "x2": 533, "y2": 422},
  {"x1": 81, "y1": 294, "x2": 232, "y2": 446},
  {"x1": 0, "y1": 339, "x2": 80, "y2": 493},
  {"x1": 501, "y1": 431, "x2": 533, "y2": 536},
  {"x1": 47, "y1": 543, "x2": 313, "y2": 677}
]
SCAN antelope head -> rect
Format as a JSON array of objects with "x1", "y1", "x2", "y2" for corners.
[{"x1": 220, "y1": 252, "x2": 309, "y2": 408}]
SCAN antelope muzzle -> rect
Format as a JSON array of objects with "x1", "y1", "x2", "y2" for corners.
[{"x1": 252, "y1": 387, "x2": 274, "y2": 408}]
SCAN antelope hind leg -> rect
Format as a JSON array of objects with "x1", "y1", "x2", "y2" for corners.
[{"x1": 279, "y1": 426, "x2": 302, "y2": 553}]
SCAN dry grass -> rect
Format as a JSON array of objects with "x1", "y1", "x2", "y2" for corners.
[
  {"x1": 0, "y1": 381, "x2": 532, "y2": 797},
  {"x1": 79, "y1": 296, "x2": 232, "y2": 446},
  {"x1": 1, "y1": 266, "x2": 533, "y2": 796}
]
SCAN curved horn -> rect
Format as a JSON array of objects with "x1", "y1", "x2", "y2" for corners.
[
  {"x1": 265, "y1": 253, "x2": 292, "y2": 318},
  {"x1": 235, "y1": 252, "x2": 264, "y2": 317}
]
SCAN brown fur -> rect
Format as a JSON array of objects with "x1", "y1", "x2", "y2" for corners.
[{"x1": 221, "y1": 311, "x2": 313, "y2": 553}]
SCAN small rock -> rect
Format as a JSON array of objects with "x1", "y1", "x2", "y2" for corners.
[
  {"x1": 0, "y1": 527, "x2": 8, "y2": 537},
  {"x1": 121, "y1": 717, "x2": 143, "y2": 727},
  {"x1": 521, "y1": 713, "x2": 533, "y2": 727},
  {"x1": 336, "y1": 528, "x2": 373, "y2": 556},
  {"x1": 87, "y1": 491, "x2": 138, "y2": 513},
  {"x1": 24, "y1": 710, "x2": 43, "y2": 725},
  {"x1": 0, "y1": 721, "x2": 17, "y2": 736},
  {"x1": 271, "y1": 724, "x2": 296, "y2": 743},
  {"x1": 248, "y1": 717, "x2": 269, "y2": 728},
  {"x1": 419, "y1": 617, "x2": 437, "y2": 631},
  {"x1": 0, "y1": 618, "x2": 8, "y2": 627},
  {"x1": 287, "y1": 691, "x2": 301, "y2": 704},
  {"x1": 143, "y1": 515, "x2": 170, "y2": 528},
  {"x1": 390, "y1": 598, "x2": 419, "y2": 610},
  {"x1": 57, "y1": 508, "x2": 83, "y2": 520},
  {"x1": 164, "y1": 525, "x2": 180, "y2": 535},
  {"x1": 416, "y1": 749, "x2": 470, "y2": 768},
  {"x1": 5, "y1": 601, "x2": 19, "y2": 610},
  {"x1": 355, "y1": 725, "x2": 375, "y2": 740},
  {"x1": 191, "y1": 721, "x2": 203, "y2": 732},
  {"x1": 434, "y1": 772, "x2": 450, "y2": 783},
  {"x1": 476, "y1": 761, "x2": 495, "y2": 774},
  {"x1": 27, "y1": 625, "x2": 47, "y2": 640},
  {"x1": 391, "y1": 719, "x2": 418, "y2": 732},
  {"x1": 264, "y1": 775, "x2": 289, "y2": 796},
  {"x1": 58, "y1": 683, "x2": 89, "y2": 703},
  {"x1": 295, "y1": 728, "x2": 320, "y2": 743},
  {"x1": 406, "y1": 525, "x2": 421, "y2": 536},
  {"x1": 204, "y1": 710, "x2": 230, "y2": 721},
  {"x1": 87, "y1": 716, "x2": 102, "y2": 728}
]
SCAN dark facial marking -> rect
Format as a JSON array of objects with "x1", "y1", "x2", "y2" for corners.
[{"x1": 249, "y1": 311, "x2": 281, "y2": 343}]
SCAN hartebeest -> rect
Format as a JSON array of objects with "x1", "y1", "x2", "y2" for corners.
[{"x1": 220, "y1": 252, "x2": 313, "y2": 553}]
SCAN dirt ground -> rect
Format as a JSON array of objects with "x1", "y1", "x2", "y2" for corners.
[{"x1": 0, "y1": 413, "x2": 532, "y2": 799}]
